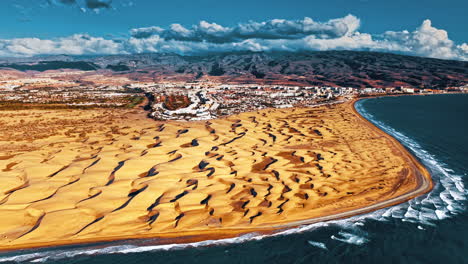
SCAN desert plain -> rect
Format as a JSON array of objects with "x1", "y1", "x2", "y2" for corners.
[{"x1": 0, "y1": 100, "x2": 432, "y2": 250}]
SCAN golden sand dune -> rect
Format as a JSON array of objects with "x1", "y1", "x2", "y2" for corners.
[{"x1": 0, "y1": 101, "x2": 432, "y2": 250}]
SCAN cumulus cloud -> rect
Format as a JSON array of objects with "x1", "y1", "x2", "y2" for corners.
[
  {"x1": 382, "y1": 20, "x2": 462, "y2": 60},
  {"x1": 0, "y1": 34, "x2": 123, "y2": 57},
  {"x1": 130, "y1": 15, "x2": 361, "y2": 43},
  {"x1": 458, "y1": 43, "x2": 468, "y2": 54},
  {"x1": 1, "y1": 15, "x2": 467, "y2": 61},
  {"x1": 127, "y1": 17, "x2": 467, "y2": 60}
]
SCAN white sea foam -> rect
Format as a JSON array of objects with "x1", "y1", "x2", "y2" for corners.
[
  {"x1": 0, "y1": 217, "x2": 370, "y2": 263},
  {"x1": 355, "y1": 100, "x2": 467, "y2": 226},
  {"x1": 331, "y1": 231, "x2": 369, "y2": 245},
  {"x1": 1, "y1": 99, "x2": 466, "y2": 263},
  {"x1": 0, "y1": 224, "x2": 330, "y2": 263},
  {"x1": 307, "y1": 240, "x2": 328, "y2": 250}
]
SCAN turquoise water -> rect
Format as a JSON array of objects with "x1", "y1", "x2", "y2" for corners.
[{"x1": 1, "y1": 94, "x2": 467, "y2": 263}]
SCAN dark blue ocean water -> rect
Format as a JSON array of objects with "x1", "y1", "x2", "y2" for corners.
[{"x1": 1, "y1": 94, "x2": 467, "y2": 264}]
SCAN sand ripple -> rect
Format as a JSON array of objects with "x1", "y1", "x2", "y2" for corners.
[{"x1": 0, "y1": 102, "x2": 430, "y2": 250}]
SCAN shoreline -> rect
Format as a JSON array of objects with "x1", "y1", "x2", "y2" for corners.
[{"x1": 0, "y1": 97, "x2": 433, "y2": 253}]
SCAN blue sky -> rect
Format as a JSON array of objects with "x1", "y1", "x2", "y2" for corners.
[
  {"x1": 2, "y1": 0, "x2": 467, "y2": 42},
  {"x1": 0, "y1": 0, "x2": 467, "y2": 59}
]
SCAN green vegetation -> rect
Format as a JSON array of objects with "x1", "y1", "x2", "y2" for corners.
[
  {"x1": 124, "y1": 96, "x2": 145, "y2": 108},
  {"x1": 0, "y1": 102, "x2": 99, "y2": 110},
  {"x1": 0, "y1": 95, "x2": 146, "y2": 111}
]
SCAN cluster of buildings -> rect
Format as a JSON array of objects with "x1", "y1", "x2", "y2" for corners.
[
  {"x1": 150, "y1": 90, "x2": 219, "y2": 120},
  {"x1": 129, "y1": 83, "x2": 357, "y2": 120},
  {"x1": 0, "y1": 78, "x2": 140, "y2": 107},
  {"x1": 1, "y1": 75, "x2": 467, "y2": 118},
  {"x1": 127, "y1": 82, "x2": 467, "y2": 120}
]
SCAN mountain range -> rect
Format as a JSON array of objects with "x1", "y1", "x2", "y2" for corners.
[{"x1": 1, "y1": 51, "x2": 467, "y2": 88}]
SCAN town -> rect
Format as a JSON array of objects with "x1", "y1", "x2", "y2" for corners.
[{"x1": 1, "y1": 73, "x2": 467, "y2": 120}]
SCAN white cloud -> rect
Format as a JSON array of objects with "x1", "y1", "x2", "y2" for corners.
[
  {"x1": 0, "y1": 16, "x2": 467, "y2": 61},
  {"x1": 130, "y1": 26, "x2": 164, "y2": 39},
  {"x1": 382, "y1": 19, "x2": 466, "y2": 60},
  {"x1": 0, "y1": 34, "x2": 123, "y2": 57},
  {"x1": 130, "y1": 15, "x2": 361, "y2": 43},
  {"x1": 458, "y1": 43, "x2": 468, "y2": 54}
]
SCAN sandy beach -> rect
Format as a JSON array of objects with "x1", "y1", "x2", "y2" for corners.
[{"x1": 0, "y1": 100, "x2": 432, "y2": 251}]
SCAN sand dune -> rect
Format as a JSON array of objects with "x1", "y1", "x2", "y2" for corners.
[{"x1": 0, "y1": 101, "x2": 432, "y2": 250}]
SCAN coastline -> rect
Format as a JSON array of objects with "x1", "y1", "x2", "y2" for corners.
[{"x1": 0, "y1": 97, "x2": 433, "y2": 252}]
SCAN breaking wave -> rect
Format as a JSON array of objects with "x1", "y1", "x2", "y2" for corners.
[
  {"x1": 307, "y1": 240, "x2": 328, "y2": 250},
  {"x1": 331, "y1": 231, "x2": 369, "y2": 246},
  {"x1": 355, "y1": 99, "x2": 467, "y2": 225},
  {"x1": 1, "y1": 99, "x2": 466, "y2": 263}
]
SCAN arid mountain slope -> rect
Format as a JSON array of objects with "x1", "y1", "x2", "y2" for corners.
[{"x1": 1, "y1": 51, "x2": 467, "y2": 88}]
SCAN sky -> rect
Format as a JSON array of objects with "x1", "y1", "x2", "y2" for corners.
[{"x1": 0, "y1": 0, "x2": 467, "y2": 60}]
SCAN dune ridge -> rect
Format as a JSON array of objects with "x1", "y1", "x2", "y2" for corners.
[{"x1": 0, "y1": 100, "x2": 432, "y2": 251}]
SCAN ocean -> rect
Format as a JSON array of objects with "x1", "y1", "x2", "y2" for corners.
[{"x1": 1, "y1": 94, "x2": 467, "y2": 264}]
